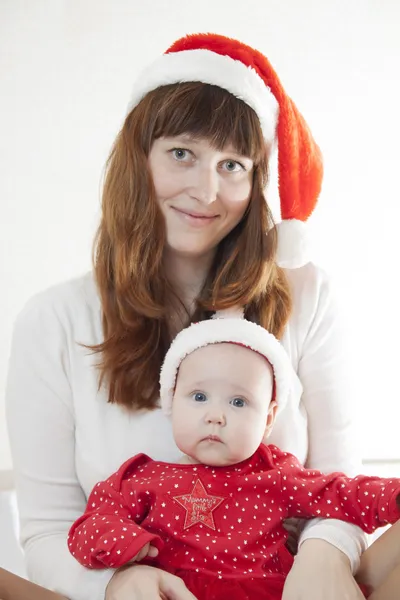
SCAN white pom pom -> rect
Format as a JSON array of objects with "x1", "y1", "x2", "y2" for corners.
[{"x1": 275, "y1": 219, "x2": 310, "y2": 269}]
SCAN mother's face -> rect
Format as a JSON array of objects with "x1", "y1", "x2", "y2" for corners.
[{"x1": 148, "y1": 135, "x2": 254, "y2": 260}]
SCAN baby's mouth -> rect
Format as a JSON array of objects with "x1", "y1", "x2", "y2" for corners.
[{"x1": 202, "y1": 435, "x2": 222, "y2": 443}]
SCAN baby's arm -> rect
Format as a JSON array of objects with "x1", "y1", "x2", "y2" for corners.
[
  {"x1": 277, "y1": 449, "x2": 400, "y2": 532},
  {"x1": 67, "y1": 455, "x2": 163, "y2": 569}
]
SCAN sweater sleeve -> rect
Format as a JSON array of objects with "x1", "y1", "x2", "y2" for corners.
[
  {"x1": 286, "y1": 265, "x2": 368, "y2": 572},
  {"x1": 276, "y1": 451, "x2": 400, "y2": 532},
  {"x1": 5, "y1": 291, "x2": 114, "y2": 600},
  {"x1": 68, "y1": 456, "x2": 164, "y2": 569}
]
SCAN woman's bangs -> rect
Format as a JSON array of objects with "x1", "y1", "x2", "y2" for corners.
[{"x1": 152, "y1": 83, "x2": 266, "y2": 164}]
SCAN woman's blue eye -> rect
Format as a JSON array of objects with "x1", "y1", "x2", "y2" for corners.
[
  {"x1": 171, "y1": 148, "x2": 188, "y2": 160},
  {"x1": 223, "y1": 160, "x2": 244, "y2": 172},
  {"x1": 230, "y1": 397, "x2": 245, "y2": 408},
  {"x1": 194, "y1": 392, "x2": 207, "y2": 402}
]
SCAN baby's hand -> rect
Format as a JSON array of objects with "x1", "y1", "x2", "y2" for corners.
[{"x1": 132, "y1": 542, "x2": 159, "y2": 562}]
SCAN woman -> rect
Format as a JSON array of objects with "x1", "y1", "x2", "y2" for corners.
[{"x1": 6, "y1": 33, "x2": 367, "y2": 600}]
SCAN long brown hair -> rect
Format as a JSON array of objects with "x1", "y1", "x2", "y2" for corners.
[{"x1": 90, "y1": 82, "x2": 292, "y2": 410}]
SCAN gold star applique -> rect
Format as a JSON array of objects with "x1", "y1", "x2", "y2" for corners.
[{"x1": 172, "y1": 479, "x2": 226, "y2": 530}]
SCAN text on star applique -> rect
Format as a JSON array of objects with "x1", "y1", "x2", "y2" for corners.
[{"x1": 172, "y1": 478, "x2": 226, "y2": 530}]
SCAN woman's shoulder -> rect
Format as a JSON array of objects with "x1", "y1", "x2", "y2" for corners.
[
  {"x1": 15, "y1": 271, "x2": 99, "y2": 330},
  {"x1": 284, "y1": 261, "x2": 331, "y2": 301},
  {"x1": 279, "y1": 262, "x2": 342, "y2": 376},
  {"x1": 284, "y1": 261, "x2": 335, "y2": 317},
  {"x1": 283, "y1": 261, "x2": 338, "y2": 337}
]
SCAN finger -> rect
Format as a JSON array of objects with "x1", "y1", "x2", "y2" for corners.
[
  {"x1": 135, "y1": 544, "x2": 150, "y2": 562},
  {"x1": 147, "y1": 545, "x2": 159, "y2": 558},
  {"x1": 160, "y1": 574, "x2": 198, "y2": 600}
]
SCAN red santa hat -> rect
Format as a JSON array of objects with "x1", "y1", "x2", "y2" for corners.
[
  {"x1": 127, "y1": 33, "x2": 323, "y2": 269},
  {"x1": 159, "y1": 308, "x2": 295, "y2": 416}
]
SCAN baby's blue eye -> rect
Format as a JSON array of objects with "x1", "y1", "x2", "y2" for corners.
[
  {"x1": 230, "y1": 397, "x2": 245, "y2": 408},
  {"x1": 194, "y1": 392, "x2": 207, "y2": 402}
]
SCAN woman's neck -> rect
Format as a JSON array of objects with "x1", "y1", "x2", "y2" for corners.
[{"x1": 164, "y1": 250, "x2": 215, "y2": 311}]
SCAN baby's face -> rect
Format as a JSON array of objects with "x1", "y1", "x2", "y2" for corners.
[{"x1": 171, "y1": 343, "x2": 276, "y2": 466}]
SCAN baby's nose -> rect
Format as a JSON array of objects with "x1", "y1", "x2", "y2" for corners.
[{"x1": 206, "y1": 412, "x2": 226, "y2": 425}]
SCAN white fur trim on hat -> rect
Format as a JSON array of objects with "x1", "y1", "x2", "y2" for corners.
[
  {"x1": 159, "y1": 318, "x2": 295, "y2": 417},
  {"x1": 126, "y1": 49, "x2": 279, "y2": 144},
  {"x1": 275, "y1": 219, "x2": 310, "y2": 269}
]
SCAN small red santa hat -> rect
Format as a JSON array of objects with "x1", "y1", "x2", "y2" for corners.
[
  {"x1": 127, "y1": 33, "x2": 323, "y2": 269},
  {"x1": 159, "y1": 308, "x2": 295, "y2": 416}
]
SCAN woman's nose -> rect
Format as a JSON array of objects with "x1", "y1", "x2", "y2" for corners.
[{"x1": 189, "y1": 168, "x2": 219, "y2": 205}]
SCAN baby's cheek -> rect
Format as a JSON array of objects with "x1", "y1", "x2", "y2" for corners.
[
  {"x1": 174, "y1": 430, "x2": 196, "y2": 457},
  {"x1": 172, "y1": 420, "x2": 191, "y2": 446},
  {"x1": 242, "y1": 416, "x2": 266, "y2": 448}
]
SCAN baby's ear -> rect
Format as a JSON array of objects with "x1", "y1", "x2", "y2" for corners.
[{"x1": 264, "y1": 401, "x2": 278, "y2": 439}]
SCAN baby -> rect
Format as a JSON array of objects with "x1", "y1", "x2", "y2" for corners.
[{"x1": 68, "y1": 315, "x2": 400, "y2": 599}]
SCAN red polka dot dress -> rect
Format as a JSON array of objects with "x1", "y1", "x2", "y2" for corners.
[{"x1": 68, "y1": 445, "x2": 400, "y2": 599}]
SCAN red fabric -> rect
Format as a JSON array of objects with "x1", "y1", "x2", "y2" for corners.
[
  {"x1": 175, "y1": 570, "x2": 285, "y2": 599},
  {"x1": 166, "y1": 33, "x2": 323, "y2": 222},
  {"x1": 68, "y1": 445, "x2": 400, "y2": 598}
]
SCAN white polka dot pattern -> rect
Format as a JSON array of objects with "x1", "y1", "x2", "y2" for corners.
[{"x1": 67, "y1": 445, "x2": 400, "y2": 583}]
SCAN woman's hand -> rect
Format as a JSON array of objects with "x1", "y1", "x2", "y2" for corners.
[
  {"x1": 105, "y1": 564, "x2": 198, "y2": 600},
  {"x1": 282, "y1": 539, "x2": 364, "y2": 600}
]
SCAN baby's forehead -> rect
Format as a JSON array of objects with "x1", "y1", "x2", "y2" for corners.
[{"x1": 178, "y1": 342, "x2": 273, "y2": 378}]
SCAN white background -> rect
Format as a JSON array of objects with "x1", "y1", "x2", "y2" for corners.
[{"x1": 1, "y1": 0, "x2": 400, "y2": 471}]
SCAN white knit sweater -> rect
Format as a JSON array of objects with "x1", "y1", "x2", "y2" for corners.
[{"x1": 5, "y1": 263, "x2": 366, "y2": 600}]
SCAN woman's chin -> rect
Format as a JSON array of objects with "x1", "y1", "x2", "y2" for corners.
[{"x1": 165, "y1": 241, "x2": 217, "y2": 261}]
